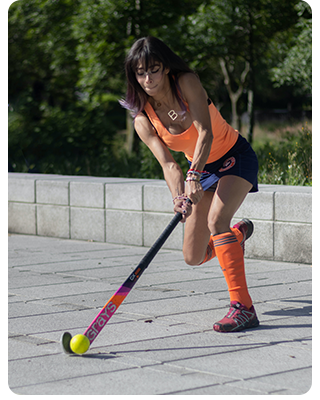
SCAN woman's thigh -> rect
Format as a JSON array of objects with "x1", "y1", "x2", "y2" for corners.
[{"x1": 207, "y1": 175, "x2": 253, "y2": 235}]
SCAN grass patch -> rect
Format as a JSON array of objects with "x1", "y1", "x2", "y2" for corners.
[{"x1": 248, "y1": 120, "x2": 312, "y2": 186}]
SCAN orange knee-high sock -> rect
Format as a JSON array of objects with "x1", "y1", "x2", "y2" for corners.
[
  {"x1": 200, "y1": 227, "x2": 244, "y2": 264},
  {"x1": 213, "y1": 231, "x2": 252, "y2": 308}
]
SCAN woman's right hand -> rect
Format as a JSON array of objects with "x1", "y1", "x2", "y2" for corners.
[{"x1": 173, "y1": 197, "x2": 193, "y2": 223}]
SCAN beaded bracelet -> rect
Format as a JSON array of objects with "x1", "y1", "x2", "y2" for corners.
[
  {"x1": 187, "y1": 168, "x2": 209, "y2": 175},
  {"x1": 187, "y1": 172, "x2": 201, "y2": 179},
  {"x1": 186, "y1": 176, "x2": 201, "y2": 182},
  {"x1": 187, "y1": 170, "x2": 201, "y2": 177}
]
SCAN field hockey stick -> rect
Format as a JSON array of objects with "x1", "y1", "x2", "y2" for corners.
[{"x1": 61, "y1": 199, "x2": 191, "y2": 354}]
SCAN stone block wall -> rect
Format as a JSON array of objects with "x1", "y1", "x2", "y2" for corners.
[{"x1": 8, "y1": 173, "x2": 312, "y2": 264}]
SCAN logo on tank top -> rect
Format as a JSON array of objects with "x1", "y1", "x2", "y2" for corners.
[{"x1": 219, "y1": 156, "x2": 236, "y2": 172}]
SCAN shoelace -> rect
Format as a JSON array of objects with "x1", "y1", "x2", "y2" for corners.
[{"x1": 227, "y1": 305, "x2": 252, "y2": 325}]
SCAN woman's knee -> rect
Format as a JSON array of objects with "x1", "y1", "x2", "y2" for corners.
[
  {"x1": 183, "y1": 247, "x2": 205, "y2": 266},
  {"x1": 207, "y1": 216, "x2": 230, "y2": 236}
]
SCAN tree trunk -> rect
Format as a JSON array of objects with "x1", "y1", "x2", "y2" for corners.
[
  {"x1": 246, "y1": 8, "x2": 255, "y2": 144},
  {"x1": 125, "y1": 110, "x2": 134, "y2": 155},
  {"x1": 230, "y1": 93, "x2": 239, "y2": 130},
  {"x1": 219, "y1": 57, "x2": 250, "y2": 131},
  {"x1": 247, "y1": 89, "x2": 254, "y2": 143}
]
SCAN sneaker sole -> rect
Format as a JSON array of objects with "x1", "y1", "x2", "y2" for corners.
[
  {"x1": 214, "y1": 317, "x2": 260, "y2": 333},
  {"x1": 242, "y1": 218, "x2": 254, "y2": 241}
]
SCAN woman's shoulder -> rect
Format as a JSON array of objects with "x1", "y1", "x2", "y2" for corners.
[
  {"x1": 134, "y1": 111, "x2": 155, "y2": 136},
  {"x1": 177, "y1": 72, "x2": 207, "y2": 102},
  {"x1": 177, "y1": 72, "x2": 200, "y2": 88},
  {"x1": 134, "y1": 111, "x2": 148, "y2": 128}
]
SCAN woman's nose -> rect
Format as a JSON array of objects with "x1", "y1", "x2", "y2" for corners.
[{"x1": 145, "y1": 72, "x2": 152, "y2": 83}]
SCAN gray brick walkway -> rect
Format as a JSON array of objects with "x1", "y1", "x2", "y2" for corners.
[{"x1": 8, "y1": 234, "x2": 312, "y2": 395}]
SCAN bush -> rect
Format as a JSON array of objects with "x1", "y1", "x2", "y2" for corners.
[
  {"x1": 9, "y1": 98, "x2": 311, "y2": 188},
  {"x1": 253, "y1": 123, "x2": 312, "y2": 186},
  {"x1": 8, "y1": 99, "x2": 125, "y2": 176},
  {"x1": 137, "y1": 143, "x2": 189, "y2": 180}
]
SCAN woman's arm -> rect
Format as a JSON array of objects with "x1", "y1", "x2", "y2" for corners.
[
  {"x1": 178, "y1": 73, "x2": 213, "y2": 204},
  {"x1": 134, "y1": 114, "x2": 192, "y2": 220}
]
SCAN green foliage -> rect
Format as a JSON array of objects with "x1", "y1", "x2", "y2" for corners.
[
  {"x1": 8, "y1": 0, "x2": 202, "y2": 175},
  {"x1": 137, "y1": 144, "x2": 189, "y2": 179},
  {"x1": 71, "y1": 0, "x2": 203, "y2": 95},
  {"x1": 253, "y1": 123, "x2": 312, "y2": 186},
  {"x1": 8, "y1": 99, "x2": 124, "y2": 175},
  {"x1": 270, "y1": 2, "x2": 312, "y2": 95},
  {"x1": 8, "y1": 0, "x2": 312, "y2": 187}
]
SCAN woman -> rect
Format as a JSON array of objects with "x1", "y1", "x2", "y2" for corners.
[{"x1": 120, "y1": 36, "x2": 259, "y2": 333}]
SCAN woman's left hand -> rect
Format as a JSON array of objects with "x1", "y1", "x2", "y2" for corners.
[{"x1": 185, "y1": 180, "x2": 204, "y2": 205}]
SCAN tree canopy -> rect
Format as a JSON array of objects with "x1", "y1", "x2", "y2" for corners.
[{"x1": 8, "y1": 0, "x2": 311, "y2": 176}]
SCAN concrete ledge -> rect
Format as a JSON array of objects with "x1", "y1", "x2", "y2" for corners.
[
  {"x1": 8, "y1": 203, "x2": 36, "y2": 235},
  {"x1": 70, "y1": 181, "x2": 105, "y2": 208},
  {"x1": 37, "y1": 205, "x2": 70, "y2": 238},
  {"x1": 106, "y1": 210, "x2": 142, "y2": 246},
  {"x1": 8, "y1": 173, "x2": 312, "y2": 263},
  {"x1": 71, "y1": 208, "x2": 105, "y2": 242}
]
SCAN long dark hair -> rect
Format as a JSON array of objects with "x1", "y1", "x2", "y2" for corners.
[{"x1": 120, "y1": 36, "x2": 194, "y2": 118}]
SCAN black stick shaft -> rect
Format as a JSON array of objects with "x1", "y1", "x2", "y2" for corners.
[{"x1": 83, "y1": 211, "x2": 185, "y2": 344}]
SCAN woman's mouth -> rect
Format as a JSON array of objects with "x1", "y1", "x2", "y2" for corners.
[{"x1": 145, "y1": 84, "x2": 158, "y2": 91}]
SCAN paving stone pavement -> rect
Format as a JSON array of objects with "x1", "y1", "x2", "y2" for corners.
[{"x1": 8, "y1": 233, "x2": 312, "y2": 395}]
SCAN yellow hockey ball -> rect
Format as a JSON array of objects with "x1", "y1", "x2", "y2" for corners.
[{"x1": 70, "y1": 334, "x2": 90, "y2": 354}]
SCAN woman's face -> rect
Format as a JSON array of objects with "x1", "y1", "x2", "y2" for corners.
[{"x1": 135, "y1": 61, "x2": 169, "y2": 96}]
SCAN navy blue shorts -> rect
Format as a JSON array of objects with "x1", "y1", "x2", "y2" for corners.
[{"x1": 188, "y1": 135, "x2": 259, "y2": 193}]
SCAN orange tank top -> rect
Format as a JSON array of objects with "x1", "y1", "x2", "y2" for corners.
[{"x1": 144, "y1": 100, "x2": 239, "y2": 163}]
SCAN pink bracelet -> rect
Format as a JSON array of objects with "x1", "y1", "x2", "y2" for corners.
[
  {"x1": 187, "y1": 170, "x2": 201, "y2": 177},
  {"x1": 187, "y1": 169, "x2": 208, "y2": 175}
]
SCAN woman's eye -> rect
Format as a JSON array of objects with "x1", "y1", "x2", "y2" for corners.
[{"x1": 136, "y1": 67, "x2": 161, "y2": 77}]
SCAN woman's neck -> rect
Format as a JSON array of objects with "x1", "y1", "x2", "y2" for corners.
[{"x1": 150, "y1": 76, "x2": 172, "y2": 108}]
